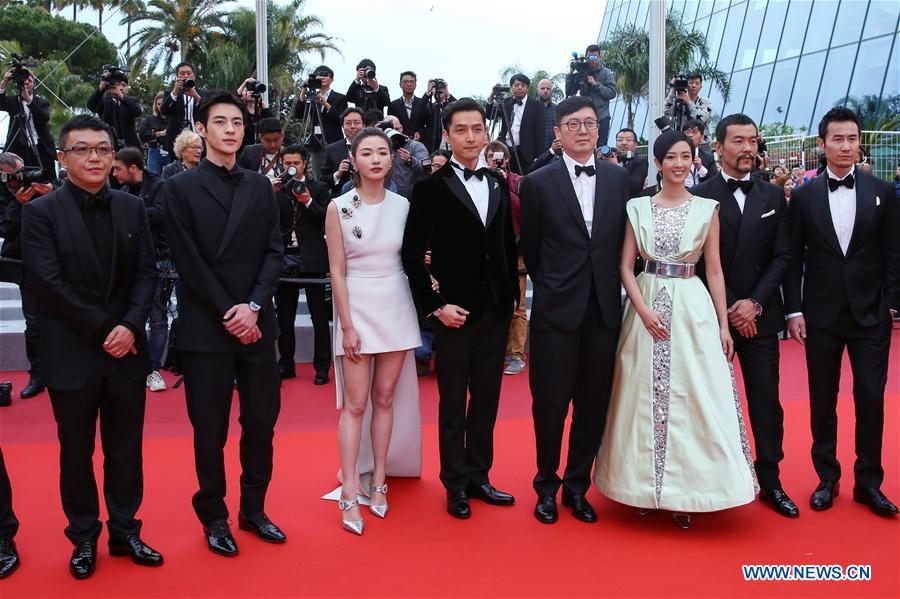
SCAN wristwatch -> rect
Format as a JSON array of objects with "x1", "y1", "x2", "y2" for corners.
[
  {"x1": 249, "y1": 301, "x2": 261, "y2": 312},
  {"x1": 750, "y1": 299, "x2": 763, "y2": 318}
]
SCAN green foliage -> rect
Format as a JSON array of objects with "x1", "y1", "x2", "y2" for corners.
[
  {"x1": 497, "y1": 65, "x2": 565, "y2": 101},
  {"x1": 837, "y1": 94, "x2": 900, "y2": 133},
  {"x1": 758, "y1": 122, "x2": 807, "y2": 137}
]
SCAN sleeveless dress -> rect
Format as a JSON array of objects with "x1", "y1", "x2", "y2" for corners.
[
  {"x1": 323, "y1": 189, "x2": 423, "y2": 502},
  {"x1": 594, "y1": 195, "x2": 758, "y2": 512}
]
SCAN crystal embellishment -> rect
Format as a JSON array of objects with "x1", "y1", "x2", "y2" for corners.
[
  {"x1": 351, "y1": 194, "x2": 362, "y2": 208},
  {"x1": 729, "y1": 363, "x2": 760, "y2": 495},
  {"x1": 651, "y1": 286, "x2": 673, "y2": 506},
  {"x1": 340, "y1": 207, "x2": 353, "y2": 219},
  {"x1": 352, "y1": 225, "x2": 362, "y2": 239},
  {"x1": 651, "y1": 200, "x2": 692, "y2": 257}
]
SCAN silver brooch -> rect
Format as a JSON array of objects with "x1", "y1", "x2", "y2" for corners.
[
  {"x1": 351, "y1": 194, "x2": 362, "y2": 208},
  {"x1": 340, "y1": 207, "x2": 353, "y2": 219},
  {"x1": 352, "y1": 225, "x2": 362, "y2": 239},
  {"x1": 493, "y1": 181, "x2": 499, "y2": 190}
]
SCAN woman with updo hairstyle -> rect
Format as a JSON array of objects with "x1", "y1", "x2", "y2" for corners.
[
  {"x1": 595, "y1": 129, "x2": 758, "y2": 529},
  {"x1": 324, "y1": 127, "x2": 423, "y2": 535},
  {"x1": 161, "y1": 130, "x2": 202, "y2": 178}
]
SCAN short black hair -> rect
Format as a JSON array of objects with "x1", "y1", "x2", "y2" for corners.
[
  {"x1": 58, "y1": 114, "x2": 115, "y2": 148},
  {"x1": 399, "y1": 71, "x2": 417, "y2": 82},
  {"x1": 616, "y1": 127, "x2": 637, "y2": 140},
  {"x1": 174, "y1": 61, "x2": 194, "y2": 73},
  {"x1": 653, "y1": 130, "x2": 694, "y2": 163},
  {"x1": 441, "y1": 98, "x2": 487, "y2": 131},
  {"x1": 356, "y1": 58, "x2": 376, "y2": 70},
  {"x1": 257, "y1": 117, "x2": 282, "y2": 134},
  {"x1": 817, "y1": 106, "x2": 862, "y2": 140},
  {"x1": 282, "y1": 143, "x2": 308, "y2": 161},
  {"x1": 509, "y1": 73, "x2": 531, "y2": 87},
  {"x1": 429, "y1": 148, "x2": 452, "y2": 161},
  {"x1": 313, "y1": 65, "x2": 334, "y2": 79},
  {"x1": 715, "y1": 113, "x2": 757, "y2": 143},
  {"x1": 681, "y1": 119, "x2": 703, "y2": 132},
  {"x1": 586, "y1": 44, "x2": 601, "y2": 54},
  {"x1": 686, "y1": 72, "x2": 702, "y2": 81},
  {"x1": 363, "y1": 109, "x2": 383, "y2": 127},
  {"x1": 115, "y1": 146, "x2": 144, "y2": 169},
  {"x1": 341, "y1": 107, "x2": 365, "y2": 125},
  {"x1": 555, "y1": 95, "x2": 597, "y2": 126},
  {"x1": 194, "y1": 90, "x2": 247, "y2": 126}
]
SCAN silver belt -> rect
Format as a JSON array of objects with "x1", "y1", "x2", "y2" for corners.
[{"x1": 644, "y1": 260, "x2": 696, "y2": 279}]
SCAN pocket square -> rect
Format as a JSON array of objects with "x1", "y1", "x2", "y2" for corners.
[
  {"x1": 760, "y1": 209, "x2": 775, "y2": 219},
  {"x1": 876, "y1": 196, "x2": 881, "y2": 206}
]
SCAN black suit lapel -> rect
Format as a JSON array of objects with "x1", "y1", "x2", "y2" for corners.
[
  {"x1": 442, "y1": 169, "x2": 483, "y2": 226},
  {"x1": 809, "y1": 175, "x2": 843, "y2": 255},
  {"x1": 58, "y1": 187, "x2": 105, "y2": 293},
  {"x1": 846, "y1": 172, "x2": 875, "y2": 257},
  {"x1": 733, "y1": 184, "x2": 766, "y2": 260},
  {"x1": 590, "y1": 158, "x2": 607, "y2": 242},
  {"x1": 550, "y1": 159, "x2": 590, "y2": 239},
  {"x1": 711, "y1": 176, "x2": 742, "y2": 236},
  {"x1": 485, "y1": 175, "x2": 501, "y2": 227},
  {"x1": 215, "y1": 178, "x2": 251, "y2": 259}
]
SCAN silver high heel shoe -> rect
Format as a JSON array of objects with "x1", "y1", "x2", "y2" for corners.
[
  {"x1": 339, "y1": 498, "x2": 364, "y2": 535},
  {"x1": 369, "y1": 483, "x2": 389, "y2": 519}
]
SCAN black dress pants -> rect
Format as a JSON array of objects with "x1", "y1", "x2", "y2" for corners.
[
  {"x1": 181, "y1": 343, "x2": 281, "y2": 524},
  {"x1": 0, "y1": 448, "x2": 19, "y2": 540},
  {"x1": 48, "y1": 357, "x2": 146, "y2": 544},
  {"x1": 433, "y1": 309, "x2": 510, "y2": 492},
  {"x1": 275, "y1": 279, "x2": 331, "y2": 376},
  {"x1": 20, "y1": 285, "x2": 40, "y2": 379},
  {"x1": 529, "y1": 297, "x2": 618, "y2": 498},
  {"x1": 805, "y1": 312, "x2": 892, "y2": 489},
  {"x1": 733, "y1": 332, "x2": 785, "y2": 490}
]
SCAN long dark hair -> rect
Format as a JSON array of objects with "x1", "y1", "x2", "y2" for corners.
[{"x1": 349, "y1": 127, "x2": 391, "y2": 188}]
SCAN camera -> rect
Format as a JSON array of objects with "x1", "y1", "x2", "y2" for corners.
[
  {"x1": 491, "y1": 83, "x2": 511, "y2": 104},
  {"x1": 654, "y1": 115, "x2": 672, "y2": 133},
  {"x1": 376, "y1": 121, "x2": 410, "y2": 151},
  {"x1": 7, "y1": 53, "x2": 36, "y2": 91},
  {"x1": 598, "y1": 145, "x2": 616, "y2": 159},
  {"x1": 364, "y1": 66, "x2": 376, "y2": 79},
  {"x1": 491, "y1": 151, "x2": 505, "y2": 167},
  {"x1": 101, "y1": 65, "x2": 129, "y2": 85},
  {"x1": 1, "y1": 166, "x2": 44, "y2": 188},
  {"x1": 279, "y1": 166, "x2": 307, "y2": 195},
  {"x1": 421, "y1": 158, "x2": 433, "y2": 171},
  {"x1": 182, "y1": 78, "x2": 196, "y2": 90},
  {"x1": 671, "y1": 74, "x2": 688, "y2": 94},
  {"x1": 246, "y1": 79, "x2": 267, "y2": 97},
  {"x1": 568, "y1": 52, "x2": 597, "y2": 90},
  {"x1": 305, "y1": 74, "x2": 322, "y2": 92},
  {"x1": 433, "y1": 78, "x2": 447, "y2": 91}
]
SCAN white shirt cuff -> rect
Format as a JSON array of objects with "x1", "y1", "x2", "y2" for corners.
[{"x1": 786, "y1": 312, "x2": 803, "y2": 320}]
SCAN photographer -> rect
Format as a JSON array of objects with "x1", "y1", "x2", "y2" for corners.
[
  {"x1": 320, "y1": 107, "x2": 364, "y2": 196},
  {"x1": 274, "y1": 144, "x2": 332, "y2": 384},
  {"x1": 663, "y1": 72, "x2": 713, "y2": 140},
  {"x1": 159, "y1": 62, "x2": 206, "y2": 150},
  {"x1": 237, "y1": 77, "x2": 275, "y2": 151},
  {"x1": 420, "y1": 78, "x2": 457, "y2": 152},
  {"x1": 494, "y1": 74, "x2": 545, "y2": 174},
  {"x1": 1, "y1": 67, "x2": 56, "y2": 181},
  {"x1": 345, "y1": 58, "x2": 390, "y2": 111},
  {"x1": 237, "y1": 117, "x2": 285, "y2": 182},
  {"x1": 86, "y1": 68, "x2": 142, "y2": 149},
  {"x1": 682, "y1": 119, "x2": 717, "y2": 187},
  {"x1": 0, "y1": 152, "x2": 56, "y2": 400},
  {"x1": 564, "y1": 44, "x2": 617, "y2": 146},
  {"x1": 387, "y1": 71, "x2": 428, "y2": 142},
  {"x1": 381, "y1": 115, "x2": 429, "y2": 198},
  {"x1": 293, "y1": 66, "x2": 348, "y2": 177},
  {"x1": 139, "y1": 91, "x2": 172, "y2": 174},
  {"x1": 596, "y1": 127, "x2": 648, "y2": 197}
]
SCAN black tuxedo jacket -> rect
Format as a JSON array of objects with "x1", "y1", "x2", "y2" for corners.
[
  {"x1": 163, "y1": 159, "x2": 284, "y2": 353},
  {"x1": 402, "y1": 165, "x2": 519, "y2": 322},
  {"x1": 497, "y1": 97, "x2": 545, "y2": 173},
  {"x1": 0, "y1": 93, "x2": 56, "y2": 180},
  {"x1": 784, "y1": 170, "x2": 900, "y2": 328},
  {"x1": 621, "y1": 156, "x2": 648, "y2": 197},
  {"x1": 159, "y1": 89, "x2": 207, "y2": 148},
  {"x1": 86, "y1": 89, "x2": 143, "y2": 148},
  {"x1": 293, "y1": 89, "x2": 348, "y2": 147},
  {"x1": 277, "y1": 178, "x2": 330, "y2": 273},
  {"x1": 520, "y1": 158, "x2": 630, "y2": 331},
  {"x1": 698, "y1": 147, "x2": 718, "y2": 180},
  {"x1": 387, "y1": 96, "x2": 428, "y2": 139},
  {"x1": 236, "y1": 143, "x2": 282, "y2": 174},
  {"x1": 692, "y1": 175, "x2": 791, "y2": 336},
  {"x1": 20, "y1": 183, "x2": 157, "y2": 390},
  {"x1": 320, "y1": 138, "x2": 351, "y2": 196}
]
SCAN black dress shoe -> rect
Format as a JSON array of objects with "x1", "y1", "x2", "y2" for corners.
[
  {"x1": 534, "y1": 496, "x2": 558, "y2": 524},
  {"x1": 203, "y1": 519, "x2": 239, "y2": 557},
  {"x1": 69, "y1": 541, "x2": 97, "y2": 579},
  {"x1": 853, "y1": 486, "x2": 899, "y2": 516},
  {"x1": 810, "y1": 480, "x2": 839, "y2": 511},
  {"x1": 562, "y1": 494, "x2": 597, "y2": 523},
  {"x1": 20, "y1": 377, "x2": 44, "y2": 399},
  {"x1": 446, "y1": 490, "x2": 471, "y2": 519},
  {"x1": 465, "y1": 483, "x2": 515, "y2": 506},
  {"x1": 109, "y1": 534, "x2": 164, "y2": 566},
  {"x1": 759, "y1": 487, "x2": 800, "y2": 518},
  {"x1": 313, "y1": 372, "x2": 329, "y2": 385},
  {"x1": 279, "y1": 368, "x2": 296, "y2": 380},
  {"x1": 238, "y1": 512, "x2": 287, "y2": 543},
  {"x1": 0, "y1": 539, "x2": 19, "y2": 578}
]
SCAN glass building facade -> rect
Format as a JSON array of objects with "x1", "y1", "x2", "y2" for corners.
[{"x1": 597, "y1": 0, "x2": 900, "y2": 137}]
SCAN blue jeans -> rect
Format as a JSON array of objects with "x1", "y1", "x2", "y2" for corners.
[
  {"x1": 596, "y1": 116, "x2": 611, "y2": 148},
  {"x1": 146, "y1": 148, "x2": 173, "y2": 176},
  {"x1": 148, "y1": 260, "x2": 174, "y2": 371},
  {"x1": 415, "y1": 329, "x2": 435, "y2": 364}
]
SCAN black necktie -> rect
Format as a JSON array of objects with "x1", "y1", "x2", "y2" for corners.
[
  {"x1": 828, "y1": 173, "x2": 855, "y2": 192},
  {"x1": 217, "y1": 165, "x2": 244, "y2": 184},
  {"x1": 513, "y1": 99, "x2": 523, "y2": 106},
  {"x1": 84, "y1": 190, "x2": 110, "y2": 211},
  {"x1": 452, "y1": 162, "x2": 487, "y2": 181},
  {"x1": 574, "y1": 164, "x2": 596, "y2": 177},
  {"x1": 726, "y1": 178, "x2": 753, "y2": 194}
]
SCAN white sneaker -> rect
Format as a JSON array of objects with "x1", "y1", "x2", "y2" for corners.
[{"x1": 147, "y1": 370, "x2": 167, "y2": 392}]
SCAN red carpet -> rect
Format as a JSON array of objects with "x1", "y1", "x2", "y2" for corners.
[{"x1": 0, "y1": 333, "x2": 898, "y2": 598}]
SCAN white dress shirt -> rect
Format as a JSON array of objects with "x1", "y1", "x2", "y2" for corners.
[
  {"x1": 402, "y1": 95, "x2": 414, "y2": 119},
  {"x1": 826, "y1": 166, "x2": 856, "y2": 255},
  {"x1": 450, "y1": 154, "x2": 490, "y2": 225},
  {"x1": 509, "y1": 96, "x2": 526, "y2": 147},
  {"x1": 562, "y1": 152, "x2": 597, "y2": 236},
  {"x1": 170, "y1": 91, "x2": 196, "y2": 131},
  {"x1": 720, "y1": 171, "x2": 751, "y2": 213}
]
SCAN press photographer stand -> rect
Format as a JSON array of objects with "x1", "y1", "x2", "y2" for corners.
[{"x1": 488, "y1": 98, "x2": 523, "y2": 174}]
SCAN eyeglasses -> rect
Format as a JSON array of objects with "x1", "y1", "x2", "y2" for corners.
[
  {"x1": 561, "y1": 119, "x2": 599, "y2": 132},
  {"x1": 59, "y1": 145, "x2": 115, "y2": 158}
]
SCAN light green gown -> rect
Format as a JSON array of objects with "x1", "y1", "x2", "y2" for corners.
[{"x1": 594, "y1": 195, "x2": 759, "y2": 512}]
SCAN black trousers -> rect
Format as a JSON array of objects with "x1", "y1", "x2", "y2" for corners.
[
  {"x1": 805, "y1": 312, "x2": 891, "y2": 489},
  {"x1": 0, "y1": 447, "x2": 19, "y2": 540},
  {"x1": 20, "y1": 285, "x2": 40, "y2": 378},
  {"x1": 733, "y1": 332, "x2": 784, "y2": 490},
  {"x1": 181, "y1": 344, "x2": 281, "y2": 524},
  {"x1": 275, "y1": 279, "x2": 331, "y2": 376},
  {"x1": 48, "y1": 357, "x2": 146, "y2": 544},
  {"x1": 432, "y1": 309, "x2": 510, "y2": 492},
  {"x1": 529, "y1": 297, "x2": 618, "y2": 498}
]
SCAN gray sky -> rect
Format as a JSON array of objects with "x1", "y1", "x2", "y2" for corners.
[{"x1": 68, "y1": 0, "x2": 608, "y2": 99}]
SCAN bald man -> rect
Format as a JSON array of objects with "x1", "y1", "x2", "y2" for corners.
[{"x1": 537, "y1": 79, "x2": 557, "y2": 153}]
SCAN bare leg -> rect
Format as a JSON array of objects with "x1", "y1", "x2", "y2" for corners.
[
  {"x1": 369, "y1": 351, "x2": 406, "y2": 507},
  {"x1": 337, "y1": 355, "x2": 373, "y2": 523}
]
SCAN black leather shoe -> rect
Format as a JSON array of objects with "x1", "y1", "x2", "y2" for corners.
[
  {"x1": 69, "y1": 541, "x2": 97, "y2": 579},
  {"x1": 562, "y1": 493, "x2": 597, "y2": 523},
  {"x1": 20, "y1": 377, "x2": 44, "y2": 399},
  {"x1": 279, "y1": 368, "x2": 296, "y2": 380},
  {"x1": 853, "y1": 486, "x2": 899, "y2": 516},
  {"x1": 238, "y1": 512, "x2": 287, "y2": 543},
  {"x1": 466, "y1": 483, "x2": 515, "y2": 506},
  {"x1": 534, "y1": 496, "x2": 558, "y2": 524},
  {"x1": 313, "y1": 372, "x2": 329, "y2": 385},
  {"x1": 446, "y1": 491, "x2": 471, "y2": 519},
  {"x1": 0, "y1": 539, "x2": 19, "y2": 578},
  {"x1": 109, "y1": 534, "x2": 163, "y2": 566},
  {"x1": 810, "y1": 480, "x2": 839, "y2": 511},
  {"x1": 203, "y1": 519, "x2": 238, "y2": 557},
  {"x1": 759, "y1": 487, "x2": 800, "y2": 518}
]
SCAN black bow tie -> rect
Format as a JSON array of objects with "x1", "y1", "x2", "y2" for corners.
[
  {"x1": 574, "y1": 164, "x2": 596, "y2": 177},
  {"x1": 828, "y1": 173, "x2": 855, "y2": 192},
  {"x1": 452, "y1": 162, "x2": 488, "y2": 181},
  {"x1": 513, "y1": 99, "x2": 523, "y2": 106},
  {"x1": 726, "y1": 178, "x2": 753, "y2": 194},
  {"x1": 217, "y1": 165, "x2": 244, "y2": 184},
  {"x1": 84, "y1": 190, "x2": 110, "y2": 211}
]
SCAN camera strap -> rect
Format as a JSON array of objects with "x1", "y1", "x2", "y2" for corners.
[{"x1": 260, "y1": 150, "x2": 282, "y2": 177}]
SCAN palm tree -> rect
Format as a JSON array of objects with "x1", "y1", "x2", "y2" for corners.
[
  {"x1": 838, "y1": 94, "x2": 900, "y2": 133},
  {"x1": 126, "y1": 0, "x2": 232, "y2": 75},
  {"x1": 118, "y1": 0, "x2": 146, "y2": 60},
  {"x1": 497, "y1": 65, "x2": 566, "y2": 101},
  {"x1": 54, "y1": 0, "x2": 86, "y2": 21}
]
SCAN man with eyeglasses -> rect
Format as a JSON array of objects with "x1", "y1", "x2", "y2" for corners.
[
  {"x1": 564, "y1": 44, "x2": 617, "y2": 147},
  {"x1": 20, "y1": 115, "x2": 162, "y2": 578},
  {"x1": 519, "y1": 96, "x2": 630, "y2": 525}
]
